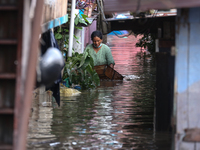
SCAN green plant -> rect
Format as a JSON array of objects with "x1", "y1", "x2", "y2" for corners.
[
  {"x1": 54, "y1": 14, "x2": 99, "y2": 90},
  {"x1": 136, "y1": 33, "x2": 155, "y2": 54},
  {"x1": 74, "y1": 14, "x2": 90, "y2": 26},
  {"x1": 54, "y1": 27, "x2": 69, "y2": 58},
  {"x1": 54, "y1": 14, "x2": 89, "y2": 57},
  {"x1": 62, "y1": 49, "x2": 100, "y2": 90}
]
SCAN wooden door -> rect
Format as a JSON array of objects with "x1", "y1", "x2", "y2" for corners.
[{"x1": 0, "y1": 0, "x2": 23, "y2": 149}]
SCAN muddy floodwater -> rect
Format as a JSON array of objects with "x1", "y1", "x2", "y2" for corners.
[{"x1": 27, "y1": 34, "x2": 172, "y2": 149}]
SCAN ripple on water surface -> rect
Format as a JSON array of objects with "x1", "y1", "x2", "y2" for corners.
[{"x1": 27, "y1": 35, "x2": 172, "y2": 149}]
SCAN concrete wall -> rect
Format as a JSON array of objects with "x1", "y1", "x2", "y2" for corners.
[
  {"x1": 73, "y1": 28, "x2": 82, "y2": 53},
  {"x1": 175, "y1": 7, "x2": 200, "y2": 150},
  {"x1": 73, "y1": 20, "x2": 96, "y2": 53},
  {"x1": 84, "y1": 20, "x2": 97, "y2": 49}
]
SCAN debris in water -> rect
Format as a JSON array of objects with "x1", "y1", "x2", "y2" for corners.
[
  {"x1": 123, "y1": 75, "x2": 140, "y2": 80},
  {"x1": 50, "y1": 142, "x2": 60, "y2": 146},
  {"x1": 60, "y1": 84, "x2": 81, "y2": 96}
]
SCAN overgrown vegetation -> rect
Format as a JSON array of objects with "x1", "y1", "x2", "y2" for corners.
[
  {"x1": 54, "y1": 14, "x2": 90, "y2": 56},
  {"x1": 54, "y1": 14, "x2": 100, "y2": 90},
  {"x1": 62, "y1": 49, "x2": 100, "y2": 90},
  {"x1": 135, "y1": 33, "x2": 156, "y2": 55}
]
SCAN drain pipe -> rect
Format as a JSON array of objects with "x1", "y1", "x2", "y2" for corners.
[
  {"x1": 68, "y1": 0, "x2": 76, "y2": 57},
  {"x1": 81, "y1": 27, "x2": 85, "y2": 53}
]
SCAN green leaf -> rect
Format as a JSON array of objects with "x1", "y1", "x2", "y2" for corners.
[
  {"x1": 92, "y1": 72, "x2": 100, "y2": 86},
  {"x1": 75, "y1": 16, "x2": 79, "y2": 25},
  {"x1": 75, "y1": 26, "x2": 82, "y2": 30},
  {"x1": 87, "y1": 53, "x2": 94, "y2": 67},
  {"x1": 81, "y1": 57, "x2": 91, "y2": 70},
  {"x1": 65, "y1": 34, "x2": 69, "y2": 39},
  {"x1": 55, "y1": 33, "x2": 62, "y2": 40},
  {"x1": 65, "y1": 38, "x2": 69, "y2": 43},
  {"x1": 64, "y1": 29, "x2": 69, "y2": 32},
  {"x1": 74, "y1": 52, "x2": 79, "y2": 57},
  {"x1": 78, "y1": 51, "x2": 88, "y2": 68},
  {"x1": 74, "y1": 35, "x2": 79, "y2": 40},
  {"x1": 58, "y1": 28, "x2": 62, "y2": 32},
  {"x1": 81, "y1": 14, "x2": 90, "y2": 24},
  {"x1": 81, "y1": 14, "x2": 88, "y2": 18},
  {"x1": 79, "y1": 18, "x2": 87, "y2": 25},
  {"x1": 62, "y1": 48, "x2": 100, "y2": 90},
  {"x1": 85, "y1": 64, "x2": 93, "y2": 75},
  {"x1": 64, "y1": 41, "x2": 68, "y2": 45},
  {"x1": 76, "y1": 41, "x2": 81, "y2": 44}
]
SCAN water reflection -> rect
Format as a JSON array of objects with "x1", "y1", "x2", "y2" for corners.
[
  {"x1": 27, "y1": 91, "x2": 56, "y2": 149},
  {"x1": 27, "y1": 35, "x2": 171, "y2": 149}
]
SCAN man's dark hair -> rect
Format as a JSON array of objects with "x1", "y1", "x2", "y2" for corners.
[{"x1": 91, "y1": 30, "x2": 103, "y2": 40}]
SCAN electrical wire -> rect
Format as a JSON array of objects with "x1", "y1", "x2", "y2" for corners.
[{"x1": 132, "y1": 10, "x2": 158, "y2": 35}]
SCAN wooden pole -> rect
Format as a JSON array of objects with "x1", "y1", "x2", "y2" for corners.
[{"x1": 15, "y1": 0, "x2": 44, "y2": 149}]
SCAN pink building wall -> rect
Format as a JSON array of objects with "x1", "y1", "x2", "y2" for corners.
[{"x1": 84, "y1": 20, "x2": 96, "y2": 49}]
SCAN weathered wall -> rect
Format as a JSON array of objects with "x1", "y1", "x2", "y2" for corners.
[
  {"x1": 43, "y1": 0, "x2": 68, "y2": 23},
  {"x1": 73, "y1": 20, "x2": 97, "y2": 54},
  {"x1": 84, "y1": 20, "x2": 97, "y2": 48},
  {"x1": 73, "y1": 28, "x2": 82, "y2": 53},
  {"x1": 175, "y1": 7, "x2": 200, "y2": 150}
]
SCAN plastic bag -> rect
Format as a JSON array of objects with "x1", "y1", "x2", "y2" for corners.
[{"x1": 60, "y1": 84, "x2": 81, "y2": 96}]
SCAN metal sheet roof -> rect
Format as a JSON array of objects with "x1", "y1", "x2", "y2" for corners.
[{"x1": 103, "y1": 0, "x2": 200, "y2": 13}]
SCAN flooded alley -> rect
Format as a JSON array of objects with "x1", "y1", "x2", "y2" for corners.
[{"x1": 27, "y1": 34, "x2": 172, "y2": 149}]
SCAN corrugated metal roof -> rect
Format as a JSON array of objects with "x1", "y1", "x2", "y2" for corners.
[{"x1": 104, "y1": 0, "x2": 200, "y2": 13}]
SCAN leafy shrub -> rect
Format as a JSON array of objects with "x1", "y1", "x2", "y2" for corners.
[
  {"x1": 62, "y1": 49, "x2": 100, "y2": 90},
  {"x1": 136, "y1": 34, "x2": 155, "y2": 54}
]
